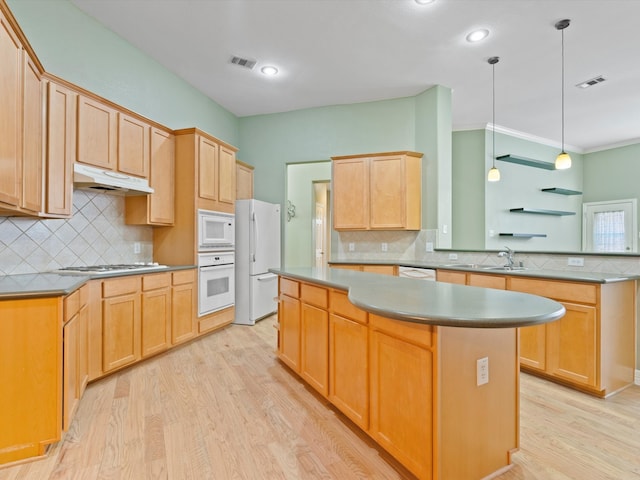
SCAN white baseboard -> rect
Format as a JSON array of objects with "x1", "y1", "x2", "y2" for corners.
[{"x1": 636, "y1": 369, "x2": 640, "y2": 385}]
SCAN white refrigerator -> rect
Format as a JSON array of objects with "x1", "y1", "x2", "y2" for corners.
[{"x1": 234, "y1": 199, "x2": 281, "y2": 325}]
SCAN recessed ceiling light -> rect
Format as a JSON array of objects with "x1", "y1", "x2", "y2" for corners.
[
  {"x1": 415, "y1": 0, "x2": 436, "y2": 5},
  {"x1": 261, "y1": 66, "x2": 278, "y2": 76},
  {"x1": 466, "y1": 29, "x2": 490, "y2": 43}
]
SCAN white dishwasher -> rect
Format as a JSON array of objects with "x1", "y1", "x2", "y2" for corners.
[{"x1": 398, "y1": 266, "x2": 436, "y2": 281}]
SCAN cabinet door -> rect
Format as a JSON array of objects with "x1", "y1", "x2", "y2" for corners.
[
  {"x1": 102, "y1": 293, "x2": 141, "y2": 372},
  {"x1": 370, "y1": 329, "x2": 433, "y2": 480},
  {"x1": 20, "y1": 51, "x2": 42, "y2": 213},
  {"x1": 77, "y1": 95, "x2": 117, "y2": 169},
  {"x1": 301, "y1": 303, "x2": 329, "y2": 396},
  {"x1": 218, "y1": 144, "x2": 236, "y2": 206},
  {"x1": 332, "y1": 158, "x2": 369, "y2": 229},
  {"x1": 117, "y1": 112, "x2": 149, "y2": 177},
  {"x1": 142, "y1": 287, "x2": 171, "y2": 357},
  {"x1": 62, "y1": 313, "x2": 79, "y2": 431},
  {"x1": 236, "y1": 161, "x2": 253, "y2": 200},
  {"x1": 436, "y1": 270, "x2": 466, "y2": 284},
  {"x1": 78, "y1": 301, "x2": 89, "y2": 396},
  {"x1": 329, "y1": 314, "x2": 368, "y2": 429},
  {"x1": 171, "y1": 282, "x2": 196, "y2": 345},
  {"x1": 198, "y1": 135, "x2": 218, "y2": 202},
  {"x1": 46, "y1": 81, "x2": 75, "y2": 217},
  {"x1": 278, "y1": 294, "x2": 301, "y2": 372},
  {"x1": 149, "y1": 128, "x2": 175, "y2": 224},
  {"x1": 0, "y1": 12, "x2": 22, "y2": 207},
  {"x1": 362, "y1": 265, "x2": 396, "y2": 275},
  {"x1": 519, "y1": 324, "x2": 546, "y2": 370},
  {"x1": 468, "y1": 273, "x2": 506, "y2": 289},
  {"x1": 369, "y1": 155, "x2": 405, "y2": 229},
  {"x1": 547, "y1": 302, "x2": 597, "y2": 387}
]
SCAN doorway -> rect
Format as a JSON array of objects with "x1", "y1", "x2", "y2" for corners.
[
  {"x1": 313, "y1": 181, "x2": 331, "y2": 268},
  {"x1": 582, "y1": 199, "x2": 638, "y2": 252}
]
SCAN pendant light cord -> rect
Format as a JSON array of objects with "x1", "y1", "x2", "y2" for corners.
[
  {"x1": 492, "y1": 60, "x2": 496, "y2": 165},
  {"x1": 561, "y1": 26, "x2": 565, "y2": 153}
]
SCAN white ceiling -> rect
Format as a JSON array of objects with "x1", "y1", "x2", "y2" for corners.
[{"x1": 70, "y1": 0, "x2": 640, "y2": 153}]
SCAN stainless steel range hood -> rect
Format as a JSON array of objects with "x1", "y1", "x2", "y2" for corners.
[{"x1": 73, "y1": 163, "x2": 153, "y2": 195}]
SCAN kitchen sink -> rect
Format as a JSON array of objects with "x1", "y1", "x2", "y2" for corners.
[
  {"x1": 480, "y1": 265, "x2": 527, "y2": 271},
  {"x1": 441, "y1": 263, "x2": 481, "y2": 268}
]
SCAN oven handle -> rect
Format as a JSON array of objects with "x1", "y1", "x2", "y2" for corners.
[{"x1": 199, "y1": 264, "x2": 234, "y2": 271}]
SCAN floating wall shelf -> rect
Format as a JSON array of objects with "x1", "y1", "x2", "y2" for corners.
[
  {"x1": 499, "y1": 233, "x2": 548, "y2": 238},
  {"x1": 510, "y1": 208, "x2": 576, "y2": 216},
  {"x1": 541, "y1": 187, "x2": 583, "y2": 195},
  {"x1": 496, "y1": 154, "x2": 556, "y2": 170}
]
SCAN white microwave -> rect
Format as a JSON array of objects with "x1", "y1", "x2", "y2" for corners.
[{"x1": 198, "y1": 210, "x2": 235, "y2": 251}]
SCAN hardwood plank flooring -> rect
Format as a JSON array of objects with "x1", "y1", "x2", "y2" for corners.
[{"x1": 1, "y1": 315, "x2": 638, "y2": 479}]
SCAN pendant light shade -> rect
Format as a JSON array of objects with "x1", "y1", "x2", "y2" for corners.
[
  {"x1": 555, "y1": 19, "x2": 571, "y2": 170},
  {"x1": 487, "y1": 56, "x2": 500, "y2": 182}
]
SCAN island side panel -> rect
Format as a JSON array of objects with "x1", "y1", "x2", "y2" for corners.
[{"x1": 436, "y1": 326, "x2": 519, "y2": 480}]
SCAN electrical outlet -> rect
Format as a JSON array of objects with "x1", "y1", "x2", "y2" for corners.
[
  {"x1": 134, "y1": 242, "x2": 141, "y2": 254},
  {"x1": 381, "y1": 242, "x2": 388, "y2": 252},
  {"x1": 477, "y1": 357, "x2": 489, "y2": 386},
  {"x1": 348, "y1": 242, "x2": 355, "y2": 252},
  {"x1": 448, "y1": 253, "x2": 458, "y2": 260},
  {"x1": 425, "y1": 242, "x2": 434, "y2": 252},
  {"x1": 567, "y1": 257, "x2": 584, "y2": 267}
]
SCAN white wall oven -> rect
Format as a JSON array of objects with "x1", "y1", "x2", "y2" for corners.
[
  {"x1": 198, "y1": 209, "x2": 235, "y2": 251},
  {"x1": 198, "y1": 252, "x2": 235, "y2": 316}
]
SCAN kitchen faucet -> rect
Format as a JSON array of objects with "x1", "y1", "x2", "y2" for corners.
[{"x1": 497, "y1": 247, "x2": 515, "y2": 268}]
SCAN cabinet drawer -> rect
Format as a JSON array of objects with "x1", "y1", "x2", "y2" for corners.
[
  {"x1": 280, "y1": 277, "x2": 300, "y2": 298},
  {"x1": 369, "y1": 314, "x2": 432, "y2": 348},
  {"x1": 510, "y1": 277, "x2": 597, "y2": 304},
  {"x1": 437, "y1": 270, "x2": 467, "y2": 285},
  {"x1": 172, "y1": 269, "x2": 195, "y2": 286},
  {"x1": 468, "y1": 273, "x2": 506, "y2": 290},
  {"x1": 301, "y1": 283, "x2": 328, "y2": 308},
  {"x1": 143, "y1": 272, "x2": 171, "y2": 291},
  {"x1": 64, "y1": 289, "x2": 80, "y2": 322},
  {"x1": 102, "y1": 276, "x2": 140, "y2": 298},
  {"x1": 330, "y1": 290, "x2": 367, "y2": 324}
]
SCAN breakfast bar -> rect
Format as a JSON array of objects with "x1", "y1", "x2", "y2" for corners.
[{"x1": 271, "y1": 267, "x2": 565, "y2": 480}]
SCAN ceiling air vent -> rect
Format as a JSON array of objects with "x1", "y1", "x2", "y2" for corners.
[
  {"x1": 230, "y1": 56, "x2": 256, "y2": 70},
  {"x1": 576, "y1": 75, "x2": 606, "y2": 89}
]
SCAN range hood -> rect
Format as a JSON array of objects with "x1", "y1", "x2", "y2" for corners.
[{"x1": 73, "y1": 163, "x2": 153, "y2": 195}]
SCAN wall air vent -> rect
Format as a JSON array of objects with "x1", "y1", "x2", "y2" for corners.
[
  {"x1": 230, "y1": 56, "x2": 256, "y2": 70},
  {"x1": 576, "y1": 75, "x2": 606, "y2": 89}
]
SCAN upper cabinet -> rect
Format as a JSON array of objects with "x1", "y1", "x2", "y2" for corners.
[
  {"x1": 175, "y1": 128, "x2": 237, "y2": 214},
  {"x1": 0, "y1": 9, "x2": 43, "y2": 215},
  {"x1": 45, "y1": 78, "x2": 76, "y2": 218},
  {"x1": 77, "y1": 94, "x2": 117, "y2": 170},
  {"x1": 236, "y1": 160, "x2": 254, "y2": 200},
  {"x1": 125, "y1": 127, "x2": 175, "y2": 226},
  {"x1": 117, "y1": 112, "x2": 150, "y2": 177},
  {"x1": 332, "y1": 151, "x2": 423, "y2": 231}
]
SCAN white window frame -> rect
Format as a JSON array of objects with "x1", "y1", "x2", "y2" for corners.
[{"x1": 582, "y1": 198, "x2": 637, "y2": 253}]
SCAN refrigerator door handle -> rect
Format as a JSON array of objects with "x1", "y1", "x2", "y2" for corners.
[
  {"x1": 257, "y1": 273, "x2": 278, "y2": 281},
  {"x1": 251, "y1": 211, "x2": 257, "y2": 263}
]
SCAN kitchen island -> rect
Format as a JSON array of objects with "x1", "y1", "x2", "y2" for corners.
[{"x1": 271, "y1": 267, "x2": 565, "y2": 480}]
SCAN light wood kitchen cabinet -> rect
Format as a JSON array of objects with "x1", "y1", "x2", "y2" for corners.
[
  {"x1": 467, "y1": 272, "x2": 506, "y2": 289},
  {"x1": 45, "y1": 78, "x2": 76, "y2": 217},
  {"x1": 117, "y1": 112, "x2": 150, "y2": 177},
  {"x1": 369, "y1": 314, "x2": 433, "y2": 480},
  {"x1": 173, "y1": 128, "x2": 237, "y2": 213},
  {"x1": 0, "y1": 11, "x2": 43, "y2": 215},
  {"x1": 77, "y1": 94, "x2": 117, "y2": 170},
  {"x1": 277, "y1": 277, "x2": 301, "y2": 372},
  {"x1": 300, "y1": 283, "x2": 330, "y2": 396},
  {"x1": 125, "y1": 127, "x2": 175, "y2": 225},
  {"x1": 171, "y1": 270, "x2": 197, "y2": 345},
  {"x1": 436, "y1": 269, "x2": 466, "y2": 284},
  {"x1": 329, "y1": 290, "x2": 369, "y2": 430},
  {"x1": 236, "y1": 160, "x2": 254, "y2": 199},
  {"x1": 0, "y1": 296, "x2": 62, "y2": 464},
  {"x1": 102, "y1": 276, "x2": 141, "y2": 373},
  {"x1": 62, "y1": 284, "x2": 88, "y2": 431},
  {"x1": 141, "y1": 272, "x2": 172, "y2": 357},
  {"x1": 509, "y1": 276, "x2": 635, "y2": 397},
  {"x1": 330, "y1": 263, "x2": 397, "y2": 276},
  {"x1": 332, "y1": 151, "x2": 422, "y2": 231}
]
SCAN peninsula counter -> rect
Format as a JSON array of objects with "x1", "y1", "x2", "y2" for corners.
[{"x1": 270, "y1": 267, "x2": 565, "y2": 480}]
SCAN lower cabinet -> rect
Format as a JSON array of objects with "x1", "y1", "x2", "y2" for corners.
[
  {"x1": 141, "y1": 273, "x2": 172, "y2": 357},
  {"x1": 277, "y1": 278, "x2": 301, "y2": 371},
  {"x1": 171, "y1": 270, "x2": 196, "y2": 345},
  {"x1": 300, "y1": 284, "x2": 329, "y2": 396}
]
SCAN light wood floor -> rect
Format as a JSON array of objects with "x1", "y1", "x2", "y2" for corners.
[{"x1": 1, "y1": 315, "x2": 639, "y2": 480}]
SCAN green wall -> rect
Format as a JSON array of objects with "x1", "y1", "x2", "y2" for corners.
[
  {"x1": 583, "y1": 143, "x2": 640, "y2": 203},
  {"x1": 7, "y1": 0, "x2": 239, "y2": 144}
]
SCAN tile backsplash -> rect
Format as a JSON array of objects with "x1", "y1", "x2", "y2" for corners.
[{"x1": 0, "y1": 191, "x2": 152, "y2": 275}]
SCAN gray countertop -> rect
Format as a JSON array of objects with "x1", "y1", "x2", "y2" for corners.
[
  {"x1": 329, "y1": 259, "x2": 639, "y2": 283},
  {"x1": 0, "y1": 265, "x2": 195, "y2": 300},
  {"x1": 271, "y1": 267, "x2": 566, "y2": 328}
]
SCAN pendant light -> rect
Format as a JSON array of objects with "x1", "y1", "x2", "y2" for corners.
[
  {"x1": 555, "y1": 19, "x2": 571, "y2": 170},
  {"x1": 487, "y1": 56, "x2": 500, "y2": 182}
]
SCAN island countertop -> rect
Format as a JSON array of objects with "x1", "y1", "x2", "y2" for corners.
[{"x1": 270, "y1": 267, "x2": 566, "y2": 328}]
